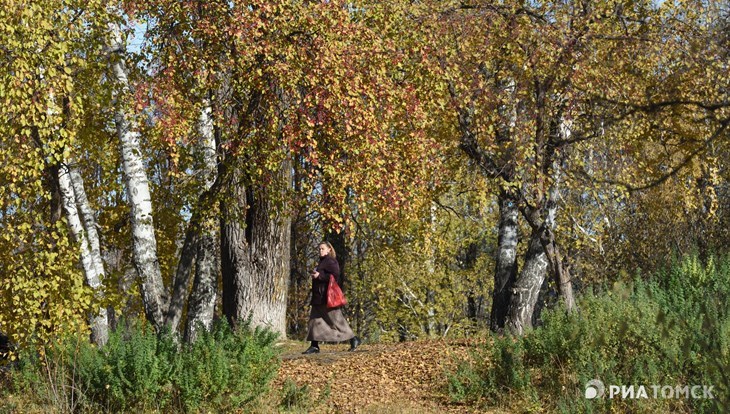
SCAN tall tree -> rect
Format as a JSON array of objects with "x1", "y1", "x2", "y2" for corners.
[
  {"x1": 107, "y1": 17, "x2": 167, "y2": 331},
  {"x1": 0, "y1": 0, "x2": 114, "y2": 349},
  {"x1": 416, "y1": 0, "x2": 698, "y2": 333},
  {"x1": 136, "y1": 0, "x2": 442, "y2": 336}
]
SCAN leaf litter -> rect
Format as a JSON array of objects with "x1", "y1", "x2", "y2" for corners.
[{"x1": 274, "y1": 339, "x2": 497, "y2": 413}]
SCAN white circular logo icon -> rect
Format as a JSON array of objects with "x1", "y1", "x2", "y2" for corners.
[{"x1": 585, "y1": 379, "x2": 605, "y2": 399}]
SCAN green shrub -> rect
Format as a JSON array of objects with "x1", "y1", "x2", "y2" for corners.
[
  {"x1": 7, "y1": 318, "x2": 280, "y2": 413},
  {"x1": 83, "y1": 321, "x2": 175, "y2": 410},
  {"x1": 446, "y1": 254, "x2": 730, "y2": 413},
  {"x1": 172, "y1": 321, "x2": 279, "y2": 412}
]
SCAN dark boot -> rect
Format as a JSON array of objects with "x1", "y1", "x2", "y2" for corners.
[
  {"x1": 349, "y1": 336, "x2": 360, "y2": 352},
  {"x1": 302, "y1": 346, "x2": 319, "y2": 354},
  {"x1": 302, "y1": 341, "x2": 319, "y2": 354}
]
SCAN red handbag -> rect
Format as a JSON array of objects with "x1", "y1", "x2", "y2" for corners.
[{"x1": 327, "y1": 274, "x2": 347, "y2": 309}]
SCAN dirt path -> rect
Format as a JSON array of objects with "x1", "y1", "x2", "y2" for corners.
[{"x1": 272, "y1": 339, "x2": 497, "y2": 414}]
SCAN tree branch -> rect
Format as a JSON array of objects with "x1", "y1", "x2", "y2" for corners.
[{"x1": 585, "y1": 117, "x2": 729, "y2": 193}]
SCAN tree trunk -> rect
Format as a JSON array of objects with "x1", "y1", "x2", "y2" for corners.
[
  {"x1": 0, "y1": 332, "x2": 9, "y2": 358},
  {"x1": 58, "y1": 164, "x2": 109, "y2": 345},
  {"x1": 184, "y1": 100, "x2": 219, "y2": 342},
  {"x1": 34, "y1": 123, "x2": 63, "y2": 227},
  {"x1": 185, "y1": 226, "x2": 217, "y2": 342},
  {"x1": 220, "y1": 167, "x2": 244, "y2": 330},
  {"x1": 68, "y1": 166, "x2": 106, "y2": 286},
  {"x1": 164, "y1": 228, "x2": 197, "y2": 333},
  {"x1": 490, "y1": 190, "x2": 519, "y2": 332},
  {"x1": 505, "y1": 229, "x2": 549, "y2": 335},
  {"x1": 544, "y1": 118, "x2": 575, "y2": 313},
  {"x1": 47, "y1": 162, "x2": 64, "y2": 225},
  {"x1": 108, "y1": 24, "x2": 166, "y2": 331},
  {"x1": 505, "y1": 115, "x2": 569, "y2": 333},
  {"x1": 424, "y1": 202, "x2": 437, "y2": 336},
  {"x1": 546, "y1": 237, "x2": 576, "y2": 312},
  {"x1": 221, "y1": 161, "x2": 291, "y2": 337},
  {"x1": 463, "y1": 241, "x2": 485, "y2": 322}
]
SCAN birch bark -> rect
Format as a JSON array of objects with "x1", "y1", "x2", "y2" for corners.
[
  {"x1": 490, "y1": 190, "x2": 519, "y2": 332},
  {"x1": 108, "y1": 23, "x2": 166, "y2": 330},
  {"x1": 68, "y1": 166, "x2": 106, "y2": 293},
  {"x1": 505, "y1": 226, "x2": 550, "y2": 335},
  {"x1": 58, "y1": 165, "x2": 109, "y2": 345},
  {"x1": 185, "y1": 100, "x2": 218, "y2": 342},
  {"x1": 546, "y1": 120, "x2": 575, "y2": 312},
  {"x1": 505, "y1": 116, "x2": 570, "y2": 334}
]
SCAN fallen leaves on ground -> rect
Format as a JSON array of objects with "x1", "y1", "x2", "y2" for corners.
[{"x1": 273, "y1": 338, "x2": 497, "y2": 413}]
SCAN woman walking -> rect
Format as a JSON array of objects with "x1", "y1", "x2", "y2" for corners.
[{"x1": 302, "y1": 241, "x2": 360, "y2": 354}]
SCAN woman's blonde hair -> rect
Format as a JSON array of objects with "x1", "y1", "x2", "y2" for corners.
[{"x1": 319, "y1": 241, "x2": 337, "y2": 259}]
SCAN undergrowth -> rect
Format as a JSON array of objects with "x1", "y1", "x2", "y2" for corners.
[
  {"x1": 1, "y1": 318, "x2": 279, "y2": 413},
  {"x1": 446, "y1": 254, "x2": 730, "y2": 413}
]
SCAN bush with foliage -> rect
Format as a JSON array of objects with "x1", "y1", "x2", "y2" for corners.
[
  {"x1": 4, "y1": 318, "x2": 279, "y2": 413},
  {"x1": 446, "y1": 254, "x2": 730, "y2": 413}
]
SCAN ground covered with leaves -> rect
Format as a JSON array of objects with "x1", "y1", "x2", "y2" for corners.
[{"x1": 272, "y1": 338, "x2": 499, "y2": 413}]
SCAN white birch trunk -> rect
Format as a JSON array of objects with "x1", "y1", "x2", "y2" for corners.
[
  {"x1": 108, "y1": 23, "x2": 166, "y2": 330},
  {"x1": 505, "y1": 117, "x2": 571, "y2": 335},
  {"x1": 47, "y1": 85, "x2": 109, "y2": 344},
  {"x1": 59, "y1": 165, "x2": 109, "y2": 345},
  {"x1": 185, "y1": 100, "x2": 218, "y2": 342},
  {"x1": 552, "y1": 119, "x2": 575, "y2": 312},
  {"x1": 490, "y1": 190, "x2": 519, "y2": 331},
  {"x1": 424, "y1": 202, "x2": 437, "y2": 336},
  {"x1": 197, "y1": 102, "x2": 217, "y2": 188},
  {"x1": 505, "y1": 229, "x2": 550, "y2": 336},
  {"x1": 68, "y1": 166, "x2": 105, "y2": 289}
]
